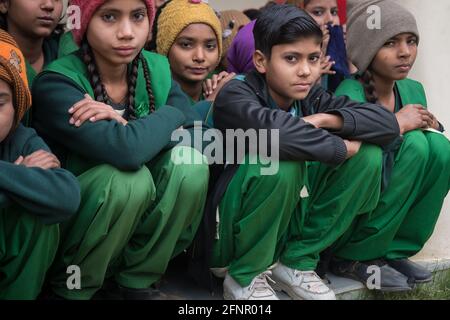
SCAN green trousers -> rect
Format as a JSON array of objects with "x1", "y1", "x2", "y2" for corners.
[
  {"x1": 211, "y1": 144, "x2": 382, "y2": 287},
  {"x1": 50, "y1": 146, "x2": 209, "y2": 299},
  {"x1": 280, "y1": 144, "x2": 382, "y2": 272},
  {"x1": 334, "y1": 131, "x2": 450, "y2": 261},
  {"x1": 0, "y1": 207, "x2": 59, "y2": 299},
  {"x1": 211, "y1": 157, "x2": 306, "y2": 287}
]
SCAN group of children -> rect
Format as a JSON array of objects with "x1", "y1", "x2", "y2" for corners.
[{"x1": 0, "y1": 0, "x2": 449, "y2": 301}]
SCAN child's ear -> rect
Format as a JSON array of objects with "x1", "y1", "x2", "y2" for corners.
[
  {"x1": 253, "y1": 50, "x2": 267, "y2": 74},
  {"x1": 0, "y1": 0, "x2": 9, "y2": 14}
]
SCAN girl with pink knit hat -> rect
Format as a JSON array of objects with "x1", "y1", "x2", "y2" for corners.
[{"x1": 32, "y1": 0, "x2": 209, "y2": 300}]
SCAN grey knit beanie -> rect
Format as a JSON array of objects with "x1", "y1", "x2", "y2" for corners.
[{"x1": 346, "y1": 0, "x2": 420, "y2": 73}]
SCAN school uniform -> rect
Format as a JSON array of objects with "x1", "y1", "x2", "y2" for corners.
[
  {"x1": 332, "y1": 78, "x2": 450, "y2": 261},
  {"x1": 0, "y1": 125, "x2": 80, "y2": 299},
  {"x1": 31, "y1": 50, "x2": 209, "y2": 299},
  {"x1": 206, "y1": 70, "x2": 400, "y2": 287}
]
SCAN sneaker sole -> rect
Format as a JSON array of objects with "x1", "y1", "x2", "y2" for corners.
[{"x1": 272, "y1": 281, "x2": 304, "y2": 300}]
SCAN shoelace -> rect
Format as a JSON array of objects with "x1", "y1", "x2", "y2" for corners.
[
  {"x1": 248, "y1": 271, "x2": 276, "y2": 293},
  {"x1": 294, "y1": 270, "x2": 327, "y2": 291}
]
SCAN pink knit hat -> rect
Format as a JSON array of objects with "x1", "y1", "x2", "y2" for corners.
[{"x1": 70, "y1": 0, "x2": 156, "y2": 45}]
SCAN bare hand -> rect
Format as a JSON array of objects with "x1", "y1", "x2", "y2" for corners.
[
  {"x1": 14, "y1": 150, "x2": 61, "y2": 170},
  {"x1": 204, "y1": 72, "x2": 236, "y2": 101},
  {"x1": 69, "y1": 94, "x2": 128, "y2": 127},
  {"x1": 321, "y1": 24, "x2": 330, "y2": 56},
  {"x1": 320, "y1": 55, "x2": 336, "y2": 76},
  {"x1": 396, "y1": 104, "x2": 433, "y2": 134},
  {"x1": 343, "y1": 140, "x2": 362, "y2": 159}
]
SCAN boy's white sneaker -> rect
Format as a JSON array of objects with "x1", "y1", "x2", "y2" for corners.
[
  {"x1": 223, "y1": 271, "x2": 279, "y2": 300},
  {"x1": 271, "y1": 263, "x2": 336, "y2": 300}
]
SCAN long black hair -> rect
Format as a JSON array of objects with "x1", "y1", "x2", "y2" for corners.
[{"x1": 81, "y1": 39, "x2": 156, "y2": 120}]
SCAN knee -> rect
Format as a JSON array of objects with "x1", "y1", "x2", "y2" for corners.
[
  {"x1": 170, "y1": 147, "x2": 210, "y2": 194},
  {"x1": 351, "y1": 144, "x2": 383, "y2": 174},
  {"x1": 249, "y1": 160, "x2": 304, "y2": 191},
  {"x1": 96, "y1": 164, "x2": 155, "y2": 204},
  {"x1": 427, "y1": 133, "x2": 450, "y2": 171},
  {"x1": 401, "y1": 131, "x2": 429, "y2": 165}
]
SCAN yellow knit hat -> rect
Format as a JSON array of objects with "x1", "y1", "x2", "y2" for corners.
[{"x1": 156, "y1": 0, "x2": 222, "y2": 59}]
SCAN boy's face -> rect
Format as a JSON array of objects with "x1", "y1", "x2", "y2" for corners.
[
  {"x1": 0, "y1": 0, "x2": 63, "y2": 38},
  {"x1": 0, "y1": 79, "x2": 14, "y2": 143},
  {"x1": 254, "y1": 37, "x2": 321, "y2": 110},
  {"x1": 168, "y1": 23, "x2": 219, "y2": 85},
  {"x1": 87, "y1": 0, "x2": 150, "y2": 67},
  {"x1": 371, "y1": 33, "x2": 418, "y2": 81},
  {"x1": 304, "y1": 0, "x2": 340, "y2": 27}
]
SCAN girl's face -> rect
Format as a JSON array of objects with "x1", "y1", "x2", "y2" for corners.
[
  {"x1": 371, "y1": 33, "x2": 418, "y2": 81},
  {"x1": 168, "y1": 23, "x2": 219, "y2": 84},
  {"x1": 0, "y1": 79, "x2": 14, "y2": 143},
  {"x1": 86, "y1": 0, "x2": 150, "y2": 68},
  {"x1": 304, "y1": 0, "x2": 340, "y2": 27},
  {"x1": 0, "y1": 0, "x2": 63, "y2": 38}
]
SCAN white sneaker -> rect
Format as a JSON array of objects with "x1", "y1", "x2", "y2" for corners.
[
  {"x1": 223, "y1": 271, "x2": 280, "y2": 300},
  {"x1": 271, "y1": 263, "x2": 336, "y2": 300}
]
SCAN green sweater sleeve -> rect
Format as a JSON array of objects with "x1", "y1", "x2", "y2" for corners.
[
  {"x1": 161, "y1": 80, "x2": 211, "y2": 152},
  {"x1": 32, "y1": 73, "x2": 187, "y2": 171},
  {"x1": 0, "y1": 125, "x2": 81, "y2": 224}
]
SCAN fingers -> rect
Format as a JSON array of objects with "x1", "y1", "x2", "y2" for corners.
[
  {"x1": 90, "y1": 112, "x2": 128, "y2": 125},
  {"x1": 203, "y1": 78, "x2": 214, "y2": 97},
  {"x1": 22, "y1": 150, "x2": 61, "y2": 169},
  {"x1": 14, "y1": 155, "x2": 24, "y2": 165},
  {"x1": 70, "y1": 103, "x2": 112, "y2": 126}
]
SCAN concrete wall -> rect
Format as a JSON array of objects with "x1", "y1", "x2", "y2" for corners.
[{"x1": 211, "y1": 0, "x2": 450, "y2": 260}]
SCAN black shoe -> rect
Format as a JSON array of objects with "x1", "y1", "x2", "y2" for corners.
[
  {"x1": 330, "y1": 258, "x2": 412, "y2": 292},
  {"x1": 387, "y1": 259, "x2": 433, "y2": 284}
]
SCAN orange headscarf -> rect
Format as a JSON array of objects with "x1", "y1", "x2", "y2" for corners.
[{"x1": 0, "y1": 29, "x2": 31, "y2": 128}]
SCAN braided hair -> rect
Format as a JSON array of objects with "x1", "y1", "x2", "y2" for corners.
[
  {"x1": 357, "y1": 69, "x2": 378, "y2": 104},
  {"x1": 81, "y1": 39, "x2": 156, "y2": 120}
]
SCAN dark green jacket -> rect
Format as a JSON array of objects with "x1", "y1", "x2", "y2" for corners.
[{"x1": 0, "y1": 125, "x2": 80, "y2": 224}]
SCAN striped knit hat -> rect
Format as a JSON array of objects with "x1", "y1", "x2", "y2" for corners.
[
  {"x1": 156, "y1": 0, "x2": 222, "y2": 59},
  {"x1": 70, "y1": 0, "x2": 156, "y2": 46},
  {"x1": 0, "y1": 30, "x2": 32, "y2": 129}
]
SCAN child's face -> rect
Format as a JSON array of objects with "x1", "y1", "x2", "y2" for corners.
[
  {"x1": 304, "y1": 0, "x2": 340, "y2": 27},
  {"x1": 0, "y1": 79, "x2": 14, "y2": 143},
  {"x1": 255, "y1": 37, "x2": 322, "y2": 108},
  {"x1": 371, "y1": 33, "x2": 418, "y2": 81},
  {"x1": 168, "y1": 23, "x2": 219, "y2": 85},
  {"x1": 86, "y1": 0, "x2": 150, "y2": 67},
  {"x1": 0, "y1": 0, "x2": 63, "y2": 38}
]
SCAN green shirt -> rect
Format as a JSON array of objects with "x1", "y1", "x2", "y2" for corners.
[{"x1": 0, "y1": 125, "x2": 80, "y2": 224}]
